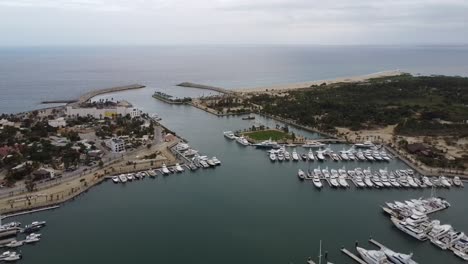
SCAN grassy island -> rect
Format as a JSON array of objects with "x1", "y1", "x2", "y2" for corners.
[{"x1": 243, "y1": 129, "x2": 293, "y2": 141}]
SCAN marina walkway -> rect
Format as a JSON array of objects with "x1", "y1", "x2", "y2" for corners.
[{"x1": 177, "y1": 82, "x2": 235, "y2": 95}]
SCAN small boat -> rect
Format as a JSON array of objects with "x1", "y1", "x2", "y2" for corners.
[
  {"x1": 356, "y1": 246, "x2": 388, "y2": 264},
  {"x1": 118, "y1": 174, "x2": 127, "y2": 183},
  {"x1": 292, "y1": 149, "x2": 299, "y2": 161},
  {"x1": 307, "y1": 149, "x2": 315, "y2": 161},
  {"x1": 453, "y1": 176, "x2": 463, "y2": 187},
  {"x1": 440, "y1": 176, "x2": 451, "y2": 188},
  {"x1": 284, "y1": 151, "x2": 291, "y2": 161},
  {"x1": 302, "y1": 141, "x2": 326, "y2": 148},
  {"x1": 168, "y1": 167, "x2": 176, "y2": 173},
  {"x1": 3, "y1": 252, "x2": 21, "y2": 262},
  {"x1": 223, "y1": 131, "x2": 237, "y2": 140},
  {"x1": 316, "y1": 151, "x2": 325, "y2": 161},
  {"x1": 23, "y1": 220, "x2": 46, "y2": 233},
  {"x1": 254, "y1": 139, "x2": 280, "y2": 149},
  {"x1": 242, "y1": 115, "x2": 255, "y2": 120},
  {"x1": 206, "y1": 159, "x2": 216, "y2": 167},
  {"x1": 301, "y1": 153, "x2": 308, "y2": 161},
  {"x1": 161, "y1": 164, "x2": 170, "y2": 175},
  {"x1": 212, "y1": 157, "x2": 221, "y2": 165},
  {"x1": 112, "y1": 176, "x2": 120, "y2": 183},
  {"x1": 147, "y1": 170, "x2": 157, "y2": 177},
  {"x1": 354, "y1": 141, "x2": 375, "y2": 148},
  {"x1": 338, "y1": 176, "x2": 349, "y2": 188},
  {"x1": 175, "y1": 163, "x2": 184, "y2": 172},
  {"x1": 25, "y1": 234, "x2": 41, "y2": 244},
  {"x1": 269, "y1": 152, "x2": 277, "y2": 162},
  {"x1": 126, "y1": 174, "x2": 134, "y2": 181},
  {"x1": 277, "y1": 152, "x2": 284, "y2": 161},
  {"x1": 6, "y1": 240, "x2": 23, "y2": 248},
  {"x1": 312, "y1": 175, "x2": 322, "y2": 188},
  {"x1": 298, "y1": 169, "x2": 305, "y2": 180},
  {"x1": 454, "y1": 250, "x2": 468, "y2": 261},
  {"x1": 236, "y1": 136, "x2": 250, "y2": 146}
]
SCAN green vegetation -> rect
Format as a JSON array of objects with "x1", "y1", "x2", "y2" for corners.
[
  {"x1": 249, "y1": 74, "x2": 468, "y2": 134},
  {"x1": 243, "y1": 129, "x2": 292, "y2": 141}
]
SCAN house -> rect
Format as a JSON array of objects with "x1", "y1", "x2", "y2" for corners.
[
  {"x1": 106, "y1": 138, "x2": 125, "y2": 153},
  {"x1": 48, "y1": 117, "x2": 67, "y2": 128},
  {"x1": 33, "y1": 168, "x2": 56, "y2": 180}
]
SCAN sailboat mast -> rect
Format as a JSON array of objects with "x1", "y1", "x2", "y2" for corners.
[{"x1": 318, "y1": 240, "x2": 322, "y2": 264}]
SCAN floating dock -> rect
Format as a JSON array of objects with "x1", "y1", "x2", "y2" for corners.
[{"x1": 341, "y1": 248, "x2": 367, "y2": 264}]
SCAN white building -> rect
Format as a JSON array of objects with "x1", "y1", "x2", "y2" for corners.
[
  {"x1": 48, "y1": 117, "x2": 67, "y2": 128},
  {"x1": 66, "y1": 105, "x2": 142, "y2": 119},
  {"x1": 106, "y1": 138, "x2": 125, "y2": 153},
  {"x1": 0, "y1": 119, "x2": 15, "y2": 127}
]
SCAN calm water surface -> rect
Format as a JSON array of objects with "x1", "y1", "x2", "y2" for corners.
[
  {"x1": 12, "y1": 96, "x2": 468, "y2": 264},
  {"x1": 3, "y1": 46, "x2": 468, "y2": 263}
]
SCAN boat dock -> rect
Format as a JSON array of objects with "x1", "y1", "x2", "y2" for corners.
[
  {"x1": 1, "y1": 205, "x2": 60, "y2": 220},
  {"x1": 369, "y1": 238, "x2": 385, "y2": 249},
  {"x1": 341, "y1": 248, "x2": 367, "y2": 264}
]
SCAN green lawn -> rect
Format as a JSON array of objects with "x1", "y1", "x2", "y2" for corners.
[{"x1": 243, "y1": 130, "x2": 291, "y2": 141}]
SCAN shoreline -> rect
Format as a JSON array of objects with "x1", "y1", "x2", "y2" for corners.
[{"x1": 235, "y1": 70, "x2": 403, "y2": 93}]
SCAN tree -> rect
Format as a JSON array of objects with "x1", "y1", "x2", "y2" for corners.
[
  {"x1": 25, "y1": 178, "x2": 36, "y2": 192},
  {"x1": 98, "y1": 160, "x2": 104, "y2": 168}
]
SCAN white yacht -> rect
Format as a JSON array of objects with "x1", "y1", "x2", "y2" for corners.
[
  {"x1": 302, "y1": 141, "x2": 326, "y2": 148},
  {"x1": 112, "y1": 176, "x2": 120, "y2": 183},
  {"x1": 223, "y1": 131, "x2": 237, "y2": 139},
  {"x1": 454, "y1": 250, "x2": 468, "y2": 261},
  {"x1": 175, "y1": 163, "x2": 184, "y2": 172},
  {"x1": 316, "y1": 150, "x2": 325, "y2": 161},
  {"x1": 3, "y1": 252, "x2": 21, "y2": 262},
  {"x1": 338, "y1": 175, "x2": 349, "y2": 188},
  {"x1": 253, "y1": 139, "x2": 280, "y2": 149},
  {"x1": 175, "y1": 143, "x2": 190, "y2": 152},
  {"x1": 440, "y1": 176, "x2": 451, "y2": 188},
  {"x1": 161, "y1": 164, "x2": 170, "y2": 175},
  {"x1": 292, "y1": 149, "x2": 299, "y2": 161},
  {"x1": 277, "y1": 152, "x2": 284, "y2": 161},
  {"x1": 422, "y1": 176, "x2": 433, "y2": 187},
  {"x1": 297, "y1": 169, "x2": 305, "y2": 180},
  {"x1": 372, "y1": 175, "x2": 384, "y2": 188},
  {"x1": 25, "y1": 233, "x2": 41, "y2": 243},
  {"x1": 126, "y1": 173, "x2": 134, "y2": 181},
  {"x1": 453, "y1": 176, "x2": 463, "y2": 187},
  {"x1": 212, "y1": 157, "x2": 221, "y2": 165},
  {"x1": 354, "y1": 141, "x2": 375, "y2": 148},
  {"x1": 381, "y1": 247, "x2": 418, "y2": 264},
  {"x1": 6, "y1": 240, "x2": 23, "y2": 248},
  {"x1": 284, "y1": 151, "x2": 291, "y2": 161},
  {"x1": 313, "y1": 175, "x2": 323, "y2": 188},
  {"x1": 356, "y1": 246, "x2": 390, "y2": 264},
  {"x1": 391, "y1": 217, "x2": 428, "y2": 241},
  {"x1": 428, "y1": 224, "x2": 453, "y2": 239},
  {"x1": 236, "y1": 136, "x2": 250, "y2": 146},
  {"x1": 118, "y1": 174, "x2": 127, "y2": 183},
  {"x1": 364, "y1": 176, "x2": 374, "y2": 187},
  {"x1": 269, "y1": 151, "x2": 276, "y2": 162},
  {"x1": 308, "y1": 149, "x2": 315, "y2": 161},
  {"x1": 355, "y1": 176, "x2": 367, "y2": 188},
  {"x1": 407, "y1": 176, "x2": 419, "y2": 188},
  {"x1": 339, "y1": 151, "x2": 349, "y2": 161}
]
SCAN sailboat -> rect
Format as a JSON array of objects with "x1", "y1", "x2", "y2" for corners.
[{"x1": 307, "y1": 240, "x2": 334, "y2": 264}]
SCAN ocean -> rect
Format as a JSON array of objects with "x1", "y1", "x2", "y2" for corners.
[{"x1": 1, "y1": 45, "x2": 468, "y2": 114}]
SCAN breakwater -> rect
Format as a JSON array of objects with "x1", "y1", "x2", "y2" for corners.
[
  {"x1": 177, "y1": 82, "x2": 235, "y2": 95},
  {"x1": 41, "y1": 84, "x2": 145, "y2": 105}
]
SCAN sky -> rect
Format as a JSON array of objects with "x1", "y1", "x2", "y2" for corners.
[{"x1": 0, "y1": 0, "x2": 467, "y2": 46}]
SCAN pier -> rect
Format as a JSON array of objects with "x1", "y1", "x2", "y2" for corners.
[
  {"x1": 177, "y1": 82, "x2": 235, "y2": 95},
  {"x1": 341, "y1": 248, "x2": 367, "y2": 264},
  {"x1": 1, "y1": 205, "x2": 60, "y2": 220}
]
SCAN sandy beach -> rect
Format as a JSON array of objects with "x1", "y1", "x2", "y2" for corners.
[{"x1": 235, "y1": 70, "x2": 403, "y2": 93}]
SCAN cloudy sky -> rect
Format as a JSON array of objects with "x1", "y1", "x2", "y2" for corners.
[{"x1": 1, "y1": 0, "x2": 467, "y2": 46}]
